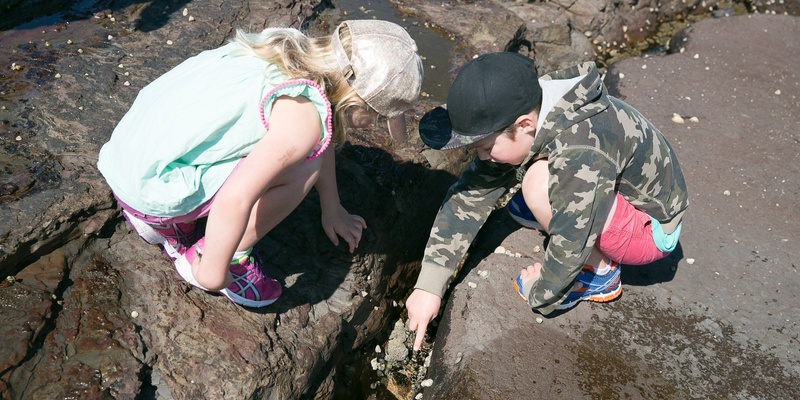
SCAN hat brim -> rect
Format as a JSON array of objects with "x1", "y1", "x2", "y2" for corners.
[
  {"x1": 418, "y1": 106, "x2": 493, "y2": 150},
  {"x1": 387, "y1": 115, "x2": 407, "y2": 143}
]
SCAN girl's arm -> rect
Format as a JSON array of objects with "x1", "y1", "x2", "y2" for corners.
[
  {"x1": 192, "y1": 96, "x2": 321, "y2": 290},
  {"x1": 315, "y1": 145, "x2": 366, "y2": 253}
]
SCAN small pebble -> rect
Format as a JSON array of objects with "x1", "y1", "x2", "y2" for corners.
[
  {"x1": 584, "y1": 30, "x2": 593, "y2": 37},
  {"x1": 67, "y1": 39, "x2": 73, "y2": 44},
  {"x1": 619, "y1": 72, "x2": 625, "y2": 79},
  {"x1": 182, "y1": 8, "x2": 189, "y2": 16},
  {"x1": 123, "y1": 81, "x2": 130, "y2": 86},
  {"x1": 723, "y1": 190, "x2": 730, "y2": 196},
  {"x1": 77, "y1": 48, "x2": 83, "y2": 53},
  {"x1": 641, "y1": 64, "x2": 647, "y2": 69},
  {"x1": 671, "y1": 113, "x2": 685, "y2": 124},
  {"x1": 166, "y1": 40, "x2": 174, "y2": 45},
  {"x1": 421, "y1": 379, "x2": 433, "y2": 388},
  {"x1": 774, "y1": 90, "x2": 781, "y2": 95},
  {"x1": 687, "y1": 258, "x2": 696, "y2": 265},
  {"x1": 494, "y1": 246, "x2": 506, "y2": 254},
  {"x1": 478, "y1": 270, "x2": 489, "y2": 279},
  {"x1": 467, "y1": 282, "x2": 477, "y2": 289},
  {"x1": 533, "y1": 245, "x2": 541, "y2": 253},
  {"x1": 15, "y1": 136, "x2": 22, "y2": 141},
  {"x1": 689, "y1": 116, "x2": 699, "y2": 123},
  {"x1": 455, "y1": 352, "x2": 463, "y2": 364},
  {"x1": 536, "y1": 317, "x2": 543, "y2": 324},
  {"x1": 693, "y1": 53, "x2": 699, "y2": 59},
  {"x1": 54, "y1": 73, "x2": 61, "y2": 78},
  {"x1": 118, "y1": 64, "x2": 124, "y2": 68},
  {"x1": 361, "y1": 291, "x2": 368, "y2": 297},
  {"x1": 131, "y1": 310, "x2": 139, "y2": 318},
  {"x1": 188, "y1": 16, "x2": 195, "y2": 22},
  {"x1": 108, "y1": 35, "x2": 114, "y2": 40},
  {"x1": 416, "y1": 394, "x2": 423, "y2": 400},
  {"x1": 375, "y1": 345, "x2": 381, "y2": 353}
]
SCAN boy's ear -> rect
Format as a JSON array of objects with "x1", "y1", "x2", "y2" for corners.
[{"x1": 515, "y1": 112, "x2": 538, "y2": 132}]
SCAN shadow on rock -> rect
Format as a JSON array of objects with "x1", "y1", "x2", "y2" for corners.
[{"x1": 621, "y1": 242, "x2": 682, "y2": 286}]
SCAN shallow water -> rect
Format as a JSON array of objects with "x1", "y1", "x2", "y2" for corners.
[{"x1": 318, "y1": 0, "x2": 456, "y2": 103}]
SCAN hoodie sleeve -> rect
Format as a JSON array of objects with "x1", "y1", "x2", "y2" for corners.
[
  {"x1": 414, "y1": 157, "x2": 517, "y2": 298},
  {"x1": 525, "y1": 147, "x2": 618, "y2": 314}
]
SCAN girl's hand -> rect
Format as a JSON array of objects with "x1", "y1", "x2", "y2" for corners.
[{"x1": 321, "y1": 203, "x2": 366, "y2": 253}]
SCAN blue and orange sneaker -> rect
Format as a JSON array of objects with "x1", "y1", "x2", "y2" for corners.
[
  {"x1": 506, "y1": 194, "x2": 545, "y2": 231},
  {"x1": 513, "y1": 274, "x2": 527, "y2": 301},
  {"x1": 556, "y1": 261, "x2": 622, "y2": 310},
  {"x1": 513, "y1": 262, "x2": 622, "y2": 309},
  {"x1": 175, "y1": 237, "x2": 282, "y2": 308}
]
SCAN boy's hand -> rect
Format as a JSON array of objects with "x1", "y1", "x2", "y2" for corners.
[
  {"x1": 406, "y1": 289, "x2": 441, "y2": 351},
  {"x1": 321, "y1": 204, "x2": 367, "y2": 253},
  {"x1": 519, "y1": 262, "x2": 543, "y2": 285}
]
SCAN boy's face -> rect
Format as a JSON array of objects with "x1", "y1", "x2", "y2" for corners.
[{"x1": 470, "y1": 127, "x2": 533, "y2": 165}]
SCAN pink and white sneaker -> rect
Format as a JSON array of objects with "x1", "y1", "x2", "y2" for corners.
[
  {"x1": 122, "y1": 210, "x2": 199, "y2": 260},
  {"x1": 175, "y1": 237, "x2": 282, "y2": 308}
]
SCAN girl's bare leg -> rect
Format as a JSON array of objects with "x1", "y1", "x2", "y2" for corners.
[{"x1": 237, "y1": 156, "x2": 323, "y2": 251}]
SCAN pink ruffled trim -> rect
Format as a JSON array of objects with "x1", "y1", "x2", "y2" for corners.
[{"x1": 259, "y1": 79, "x2": 333, "y2": 161}]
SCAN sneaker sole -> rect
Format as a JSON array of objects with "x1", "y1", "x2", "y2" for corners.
[
  {"x1": 556, "y1": 281, "x2": 623, "y2": 310},
  {"x1": 123, "y1": 210, "x2": 182, "y2": 259},
  {"x1": 220, "y1": 289, "x2": 279, "y2": 308},
  {"x1": 513, "y1": 275, "x2": 527, "y2": 301}
]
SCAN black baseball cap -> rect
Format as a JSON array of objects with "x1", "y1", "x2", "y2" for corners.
[{"x1": 419, "y1": 52, "x2": 542, "y2": 150}]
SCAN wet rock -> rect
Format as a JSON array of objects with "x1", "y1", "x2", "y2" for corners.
[
  {"x1": 424, "y1": 14, "x2": 800, "y2": 400},
  {"x1": 385, "y1": 320, "x2": 410, "y2": 363},
  {"x1": 0, "y1": 0, "x2": 455, "y2": 398}
]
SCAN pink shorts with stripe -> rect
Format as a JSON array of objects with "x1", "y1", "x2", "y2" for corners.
[
  {"x1": 595, "y1": 193, "x2": 671, "y2": 265},
  {"x1": 116, "y1": 159, "x2": 245, "y2": 225}
]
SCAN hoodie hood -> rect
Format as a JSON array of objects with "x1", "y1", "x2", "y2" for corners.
[{"x1": 530, "y1": 62, "x2": 610, "y2": 155}]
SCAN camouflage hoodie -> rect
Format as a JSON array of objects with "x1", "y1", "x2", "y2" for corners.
[{"x1": 414, "y1": 62, "x2": 688, "y2": 315}]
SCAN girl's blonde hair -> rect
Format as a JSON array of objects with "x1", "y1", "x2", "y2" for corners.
[{"x1": 231, "y1": 26, "x2": 368, "y2": 146}]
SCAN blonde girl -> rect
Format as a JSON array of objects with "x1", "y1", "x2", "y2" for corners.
[{"x1": 98, "y1": 20, "x2": 423, "y2": 307}]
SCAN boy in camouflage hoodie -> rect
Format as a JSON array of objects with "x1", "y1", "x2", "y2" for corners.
[{"x1": 406, "y1": 52, "x2": 688, "y2": 350}]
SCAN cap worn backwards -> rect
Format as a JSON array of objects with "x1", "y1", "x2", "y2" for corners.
[
  {"x1": 419, "y1": 52, "x2": 542, "y2": 150},
  {"x1": 331, "y1": 20, "x2": 424, "y2": 118}
]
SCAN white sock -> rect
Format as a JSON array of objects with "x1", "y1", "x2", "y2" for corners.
[
  {"x1": 595, "y1": 261, "x2": 611, "y2": 275},
  {"x1": 232, "y1": 249, "x2": 250, "y2": 263}
]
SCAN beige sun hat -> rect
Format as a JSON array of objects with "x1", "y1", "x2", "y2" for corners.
[{"x1": 331, "y1": 20, "x2": 424, "y2": 141}]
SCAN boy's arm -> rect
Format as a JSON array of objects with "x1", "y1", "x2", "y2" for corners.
[
  {"x1": 414, "y1": 157, "x2": 517, "y2": 297},
  {"x1": 407, "y1": 157, "x2": 515, "y2": 350},
  {"x1": 524, "y1": 149, "x2": 617, "y2": 314}
]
